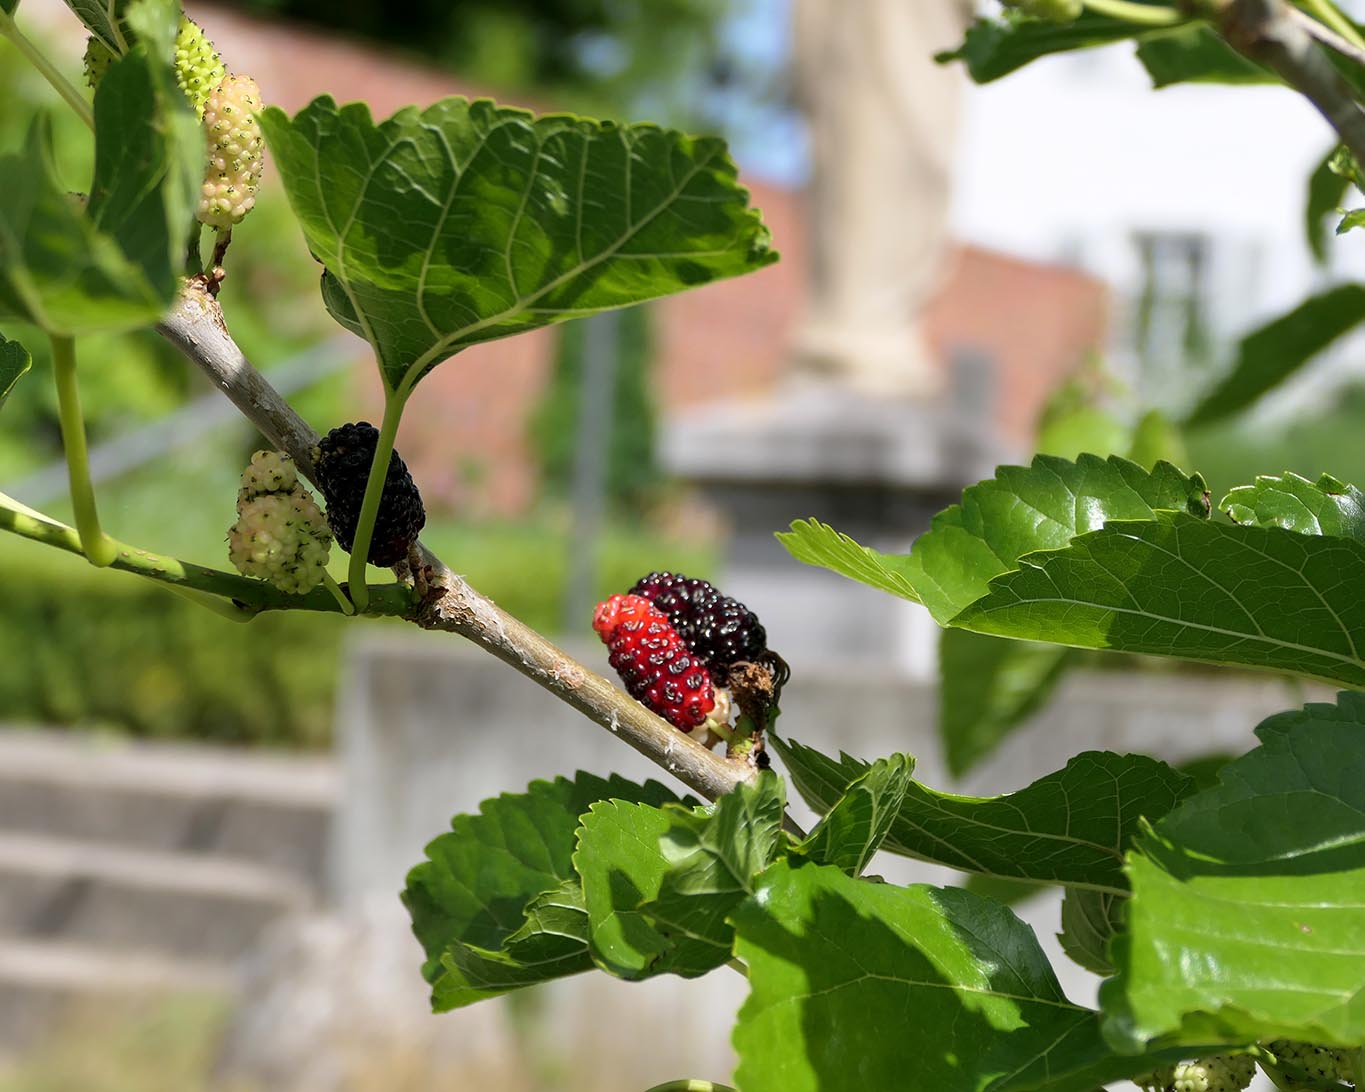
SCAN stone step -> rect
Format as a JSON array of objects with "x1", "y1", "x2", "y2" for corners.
[
  {"x1": 0, "y1": 727, "x2": 337, "y2": 887},
  {"x1": 0, "y1": 830, "x2": 314, "y2": 962},
  {"x1": 0, "y1": 936, "x2": 233, "y2": 1057}
]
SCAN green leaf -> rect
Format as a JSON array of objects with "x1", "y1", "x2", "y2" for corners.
[
  {"x1": 63, "y1": 0, "x2": 132, "y2": 53},
  {"x1": 909, "y1": 455, "x2": 1207, "y2": 625},
  {"x1": 0, "y1": 330, "x2": 31, "y2": 411},
  {"x1": 431, "y1": 879, "x2": 593, "y2": 1010},
  {"x1": 1036, "y1": 403, "x2": 1129, "y2": 462},
  {"x1": 635, "y1": 772, "x2": 786, "y2": 972},
  {"x1": 732, "y1": 862, "x2": 1157, "y2": 1092},
  {"x1": 259, "y1": 96, "x2": 776, "y2": 394},
  {"x1": 774, "y1": 519, "x2": 921, "y2": 603},
  {"x1": 1222, "y1": 471, "x2": 1365, "y2": 543},
  {"x1": 1059, "y1": 887, "x2": 1121, "y2": 976},
  {"x1": 402, "y1": 772, "x2": 686, "y2": 1010},
  {"x1": 952, "y1": 512, "x2": 1365, "y2": 688},
  {"x1": 1307, "y1": 146, "x2": 1351, "y2": 264},
  {"x1": 0, "y1": 0, "x2": 19, "y2": 15},
  {"x1": 0, "y1": 118, "x2": 171, "y2": 336},
  {"x1": 792, "y1": 754, "x2": 914, "y2": 875},
  {"x1": 1135, "y1": 26, "x2": 1271, "y2": 88},
  {"x1": 87, "y1": 33, "x2": 201, "y2": 306},
  {"x1": 574, "y1": 794, "x2": 726, "y2": 981},
  {"x1": 1185, "y1": 285, "x2": 1365, "y2": 425},
  {"x1": 781, "y1": 456, "x2": 1208, "y2": 624},
  {"x1": 1102, "y1": 693, "x2": 1365, "y2": 1050},
  {"x1": 770, "y1": 735, "x2": 1193, "y2": 892},
  {"x1": 937, "y1": 10, "x2": 1154, "y2": 84},
  {"x1": 938, "y1": 629, "x2": 1073, "y2": 776},
  {"x1": 1338, "y1": 208, "x2": 1365, "y2": 235}
]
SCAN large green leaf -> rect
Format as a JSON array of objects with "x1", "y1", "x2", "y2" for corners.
[
  {"x1": 770, "y1": 735, "x2": 1193, "y2": 892},
  {"x1": 791, "y1": 754, "x2": 913, "y2": 875},
  {"x1": 0, "y1": 119, "x2": 168, "y2": 335},
  {"x1": 402, "y1": 772, "x2": 686, "y2": 1009},
  {"x1": 1103, "y1": 694, "x2": 1365, "y2": 1050},
  {"x1": 781, "y1": 455, "x2": 1207, "y2": 625},
  {"x1": 259, "y1": 96, "x2": 776, "y2": 394},
  {"x1": 732, "y1": 862, "x2": 1163, "y2": 1092},
  {"x1": 1185, "y1": 285, "x2": 1365, "y2": 425},
  {"x1": 936, "y1": 9, "x2": 1156, "y2": 84},
  {"x1": 88, "y1": 24, "x2": 201, "y2": 305},
  {"x1": 0, "y1": 331, "x2": 30, "y2": 411},
  {"x1": 952, "y1": 512, "x2": 1365, "y2": 687},
  {"x1": 1135, "y1": 26, "x2": 1271, "y2": 87},
  {"x1": 938, "y1": 629, "x2": 1073, "y2": 776},
  {"x1": 634, "y1": 773, "x2": 786, "y2": 972},
  {"x1": 1222, "y1": 471, "x2": 1365, "y2": 543}
]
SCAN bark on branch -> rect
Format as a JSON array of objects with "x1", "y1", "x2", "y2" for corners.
[
  {"x1": 157, "y1": 281, "x2": 758, "y2": 804},
  {"x1": 1220, "y1": 0, "x2": 1365, "y2": 171}
]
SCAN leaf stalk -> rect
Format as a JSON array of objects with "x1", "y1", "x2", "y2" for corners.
[
  {"x1": 1082, "y1": 0, "x2": 1189, "y2": 25},
  {"x1": 50, "y1": 335, "x2": 117, "y2": 567},
  {"x1": 344, "y1": 390, "x2": 407, "y2": 613},
  {"x1": 0, "y1": 10, "x2": 95, "y2": 131}
]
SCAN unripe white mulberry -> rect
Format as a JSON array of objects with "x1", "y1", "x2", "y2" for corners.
[
  {"x1": 228, "y1": 452, "x2": 331, "y2": 595},
  {"x1": 238, "y1": 449, "x2": 298, "y2": 503},
  {"x1": 83, "y1": 37, "x2": 115, "y2": 90},
  {"x1": 1135, "y1": 1056, "x2": 1255, "y2": 1092},
  {"x1": 1265, "y1": 1041, "x2": 1352, "y2": 1085},
  {"x1": 197, "y1": 74, "x2": 265, "y2": 229},
  {"x1": 174, "y1": 17, "x2": 225, "y2": 120}
]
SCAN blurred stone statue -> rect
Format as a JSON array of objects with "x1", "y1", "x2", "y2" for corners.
[{"x1": 792, "y1": 0, "x2": 975, "y2": 398}]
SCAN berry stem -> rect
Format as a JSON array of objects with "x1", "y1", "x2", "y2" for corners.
[
  {"x1": 0, "y1": 11, "x2": 95, "y2": 132},
  {"x1": 641, "y1": 1082, "x2": 737, "y2": 1092},
  {"x1": 345, "y1": 392, "x2": 407, "y2": 614},
  {"x1": 51, "y1": 335, "x2": 117, "y2": 567},
  {"x1": 1081, "y1": 0, "x2": 1186, "y2": 24},
  {"x1": 0, "y1": 491, "x2": 412, "y2": 617},
  {"x1": 323, "y1": 570, "x2": 356, "y2": 616}
]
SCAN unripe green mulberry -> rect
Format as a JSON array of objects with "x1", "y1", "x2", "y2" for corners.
[
  {"x1": 174, "y1": 17, "x2": 225, "y2": 119},
  {"x1": 1265, "y1": 1041, "x2": 1352, "y2": 1086},
  {"x1": 83, "y1": 37, "x2": 115, "y2": 91},
  {"x1": 228, "y1": 451, "x2": 331, "y2": 595},
  {"x1": 197, "y1": 74, "x2": 265, "y2": 229},
  {"x1": 1134, "y1": 1056, "x2": 1255, "y2": 1092}
]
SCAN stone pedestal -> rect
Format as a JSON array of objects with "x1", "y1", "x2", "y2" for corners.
[{"x1": 663, "y1": 378, "x2": 1000, "y2": 677}]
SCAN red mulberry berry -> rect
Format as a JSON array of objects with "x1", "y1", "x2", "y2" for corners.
[
  {"x1": 593, "y1": 594, "x2": 716, "y2": 731},
  {"x1": 629, "y1": 572, "x2": 767, "y2": 679}
]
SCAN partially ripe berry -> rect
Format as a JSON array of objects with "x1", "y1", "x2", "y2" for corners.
[
  {"x1": 174, "y1": 17, "x2": 226, "y2": 120},
  {"x1": 197, "y1": 75, "x2": 265, "y2": 229},
  {"x1": 593, "y1": 593, "x2": 717, "y2": 731},
  {"x1": 629, "y1": 571, "x2": 767, "y2": 681},
  {"x1": 83, "y1": 37, "x2": 115, "y2": 91}
]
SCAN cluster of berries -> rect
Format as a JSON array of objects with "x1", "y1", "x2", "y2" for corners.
[
  {"x1": 312, "y1": 422, "x2": 427, "y2": 568},
  {"x1": 84, "y1": 17, "x2": 264, "y2": 230},
  {"x1": 227, "y1": 451, "x2": 332, "y2": 595},
  {"x1": 1136, "y1": 1044, "x2": 1357, "y2": 1092},
  {"x1": 592, "y1": 572, "x2": 769, "y2": 735}
]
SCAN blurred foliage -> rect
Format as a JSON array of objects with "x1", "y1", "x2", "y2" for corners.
[
  {"x1": 530, "y1": 306, "x2": 660, "y2": 511},
  {"x1": 0, "y1": 996, "x2": 230, "y2": 1092},
  {"x1": 1185, "y1": 383, "x2": 1365, "y2": 501},
  {"x1": 224, "y1": 0, "x2": 728, "y2": 119}
]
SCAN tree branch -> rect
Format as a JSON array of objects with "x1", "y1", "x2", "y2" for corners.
[
  {"x1": 156, "y1": 281, "x2": 758, "y2": 804},
  {"x1": 1219, "y1": 0, "x2": 1365, "y2": 170},
  {"x1": 1288, "y1": 4, "x2": 1365, "y2": 71}
]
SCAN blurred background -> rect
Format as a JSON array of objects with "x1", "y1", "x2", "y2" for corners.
[{"x1": 0, "y1": 0, "x2": 1361, "y2": 1088}]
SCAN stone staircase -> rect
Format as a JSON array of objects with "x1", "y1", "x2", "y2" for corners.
[{"x1": 0, "y1": 728, "x2": 337, "y2": 1056}]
